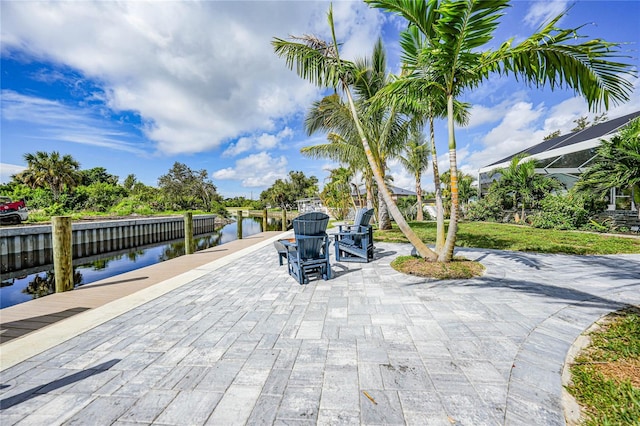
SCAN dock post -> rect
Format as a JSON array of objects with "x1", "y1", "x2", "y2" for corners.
[
  {"x1": 237, "y1": 210, "x2": 243, "y2": 239},
  {"x1": 281, "y1": 209, "x2": 287, "y2": 231},
  {"x1": 184, "y1": 212, "x2": 194, "y2": 254},
  {"x1": 263, "y1": 208, "x2": 268, "y2": 231},
  {"x1": 52, "y1": 216, "x2": 74, "y2": 292}
]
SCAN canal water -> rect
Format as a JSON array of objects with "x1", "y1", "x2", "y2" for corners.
[{"x1": 0, "y1": 217, "x2": 277, "y2": 309}]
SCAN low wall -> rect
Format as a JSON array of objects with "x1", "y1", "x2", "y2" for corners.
[
  {"x1": 598, "y1": 210, "x2": 640, "y2": 230},
  {"x1": 0, "y1": 215, "x2": 216, "y2": 273}
]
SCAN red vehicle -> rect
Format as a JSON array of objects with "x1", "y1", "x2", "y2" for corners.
[{"x1": 0, "y1": 196, "x2": 29, "y2": 225}]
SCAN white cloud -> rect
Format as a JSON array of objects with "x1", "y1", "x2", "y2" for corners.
[
  {"x1": 466, "y1": 92, "x2": 529, "y2": 128},
  {"x1": 523, "y1": 0, "x2": 569, "y2": 28},
  {"x1": 212, "y1": 151, "x2": 288, "y2": 188},
  {"x1": 1, "y1": 90, "x2": 148, "y2": 154},
  {"x1": 223, "y1": 127, "x2": 294, "y2": 157},
  {"x1": 462, "y1": 101, "x2": 547, "y2": 172},
  {"x1": 0, "y1": 1, "x2": 383, "y2": 156},
  {"x1": 0, "y1": 163, "x2": 26, "y2": 183}
]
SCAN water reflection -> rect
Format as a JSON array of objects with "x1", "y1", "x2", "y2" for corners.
[{"x1": 1, "y1": 217, "x2": 278, "y2": 309}]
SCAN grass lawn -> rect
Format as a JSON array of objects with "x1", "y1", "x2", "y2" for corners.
[
  {"x1": 567, "y1": 307, "x2": 640, "y2": 425},
  {"x1": 373, "y1": 221, "x2": 640, "y2": 255}
]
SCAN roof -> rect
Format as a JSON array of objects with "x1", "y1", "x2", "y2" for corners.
[
  {"x1": 388, "y1": 185, "x2": 416, "y2": 196},
  {"x1": 482, "y1": 110, "x2": 640, "y2": 169},
  {"x1": 353, "y1": 185, "x2": 416, "y2": 196}
]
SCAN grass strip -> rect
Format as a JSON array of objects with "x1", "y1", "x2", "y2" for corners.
[
  {"x1": 566, "y1": 307, "x2": 640, "y2": 425},
  {"x1": 373, "y1": 221, "x2": 640, "y2": 255}
]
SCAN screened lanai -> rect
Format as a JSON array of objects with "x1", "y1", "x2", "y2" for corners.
[{"x1": 478, "y1": 110, "x2": 640, "y2": 210}]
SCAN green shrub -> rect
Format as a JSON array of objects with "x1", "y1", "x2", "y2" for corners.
[
  {"x1": 44, "y1": 202, "x2": 68, "y2": 216},
  {"x1": 109, "y1": 198, "x2": 154, "y2": 216},
  {"x1": 530, "y1": 194, "x2": 589, "y2": 230},
  {"x1": 466, "y1": 193, "x2": 503, "y2": 222},
  {"x1": 73, "y1": 183, "x2": 127, "y2": 212},
  {"x1": 580, "y1": 217, "x2": 618, "y2": 233}
]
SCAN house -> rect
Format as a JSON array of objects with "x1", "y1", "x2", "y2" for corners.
[
  {"x1": 478, "y1": 110, "x2": 640, "y2": 211},
  {"x1": 352, "y1": 185, "x2": 417, "y2": 208}
]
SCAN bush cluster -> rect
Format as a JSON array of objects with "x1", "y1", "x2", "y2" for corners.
[{"x1": 530, "y1": 194, "x2": 589, "y2": 230}]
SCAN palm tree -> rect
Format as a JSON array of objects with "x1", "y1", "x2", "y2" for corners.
[
  {"x1": 397, "y1": 126, "x2": 429, "y2": 221},
  {"x1": 273, "y1": 8, "x2": 440, "y2": 260},
  {"x1": 302, "y1": 94, "x2": 375, "y2": 211},
  {"x1": 457, "y1": 172, "x2": 478, "y2": 216},
  {"x1": 378, "y1": 30, "x2": 470, "y2": 252},
  {"x1": 490, "y1": 154, "x2": 559, "y2": 222},
  {"x1": 367, "y1": 0, "x2": 634, "y2": 261},
  {"x1": 320, "y1": 167, "x2": 356, "y2": 220},
  {"x1": 300, "y1": 38, "x2": 413, "y2": 231},
  {"x1": 19, "y1": 151, "x2": 81, "y2": 202},
  {"x1": 441, "y1": 170, "x2": 477, "y2": 218},
  {"x1": 575, "y1": 117, "x2": 640, "y2": 217}
]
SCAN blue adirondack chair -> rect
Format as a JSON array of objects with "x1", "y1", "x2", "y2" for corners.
[
  {"x1": 282, "y1": 212, "x2": 332, "y2": 284},
  {"x1": 334, "y1": 208, "x2": 374, "y2": 263}
]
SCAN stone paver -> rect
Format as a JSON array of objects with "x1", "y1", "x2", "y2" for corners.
[{"x1": 1, "y1": 235, "x2": 639, "y2": 425}]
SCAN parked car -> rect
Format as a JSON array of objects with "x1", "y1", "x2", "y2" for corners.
[{"x1": 0, "y1": 196, "x2": 28, "y2": 225}]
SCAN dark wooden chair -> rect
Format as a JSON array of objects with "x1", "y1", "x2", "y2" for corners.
[
  {"x1": 334, "y1": 208, "x2": 374, "y2": 263},
  {"x1": 282, "y1": 212, "x2": 331, "y2": 284}
]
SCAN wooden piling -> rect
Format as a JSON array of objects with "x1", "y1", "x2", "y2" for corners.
[
  {"x1": 263, "y1": 208, "x2": 268, "y2": 231},
  {"x1": 281, "y1": 209, "x2": 287, "y2": 231},
  {"x1": 237, "y1": 210, "x2": 243, "y2": 239},
  {"x1": 52, "y1": 216, "x2": 74, "y2": 293},
  {"x1": 184, "y1": 212, "x2": 194, "y2": 254}
]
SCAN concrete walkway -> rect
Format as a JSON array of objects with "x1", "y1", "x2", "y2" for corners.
[
  {"x1": 1, "y1": 232, "x2": 639, "y2": 425},
  {"x1": 0, "y1": 231, "x2": 284, "y2": 343}
]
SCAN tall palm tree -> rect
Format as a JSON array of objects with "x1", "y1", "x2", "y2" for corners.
[
  {"x1": 301, "y1": 37, "x2": 412, "y2": 231},
  {"x1": 273, "y1": 8, "x2": 440, "y2": 260},
  {"x1": 397, "y1": 126, "x2": 429, "y2": 221},
  {"x1": 575, "y1": 117, "x2": 640, "y2": 217},
  {"x1": 381, "y1": 29, "x2": 470, "y2": 252},
  {"x1": 19, "y1": 151, "x2": 81, "y2": 202},
  {"x1": 367, "y1": 0, "x2": 634, "y2": 261}
]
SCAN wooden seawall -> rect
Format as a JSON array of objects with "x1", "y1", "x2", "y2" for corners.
[{"x1": 1, "y1": 215, "x2": 217, "y2": 274}]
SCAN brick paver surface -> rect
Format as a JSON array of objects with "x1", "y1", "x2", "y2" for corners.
[{"x1": 1, "y1": 240, "x2": 639, "y2": 425}]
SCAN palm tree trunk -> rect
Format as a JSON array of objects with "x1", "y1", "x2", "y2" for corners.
[
  {"x1": 429, "y1": 115, "x2": 445, "y2": 253},
  {"x1": 343, "y1": 81, "x2": 438, "y2": 261},
  {"x1": 416, "y1": 174, "x2": 423, "y2": 221},
  {"x1": 378, "y1": 191, "x2": 392, "y2": 230},
  {"x1": 440, "y1": 95, "x2": 459, "y2": 262},
  {"x1": 350, "y1": 183, "x2": 360, "y2": 209}
]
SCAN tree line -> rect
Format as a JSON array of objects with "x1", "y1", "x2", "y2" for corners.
[{"x1": 0, "y1": 152, "x2": 320, "y2": 221}]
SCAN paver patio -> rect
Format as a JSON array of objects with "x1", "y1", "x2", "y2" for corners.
[{"x1": 1, "y1": 232, "x2": 639, "y2": 425}]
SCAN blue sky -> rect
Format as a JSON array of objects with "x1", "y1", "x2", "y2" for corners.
[{"x1": 1, "y1": 0, "x2": 639, "y2": 199}]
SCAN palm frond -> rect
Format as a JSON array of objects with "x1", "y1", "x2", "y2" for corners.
[
  {"x1": 272, "y1": 37, "x2": 355, "y2": 88},
  {"x1": 483, "y1": 17, "x2": 635, "y2": 110}
]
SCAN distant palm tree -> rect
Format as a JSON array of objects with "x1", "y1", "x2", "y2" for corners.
[
  {"x1": 441, "y1": 170, "x2": 477, "y2": 218},
  {"x1": 397, "y1": 127, "x2": 429, "y2": 221},
  {"x1": 302, "y1": 94, "x2": 374, "y2": 209},
  {"x1": 576, "y1": 117, "x2": 640, "y2": 217},
  {"x1": 19, "y1": 151, "x2": 81, "y2": 201},
  {"x1": 321, "y1": 167, "x2": 356, "y2": 220},
  {"x1": 367, "y1": 0, "x2": 634, "y2": 261},
  {"x1": 490, "y1": 154, "x2": 559, "y2": 222}
]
